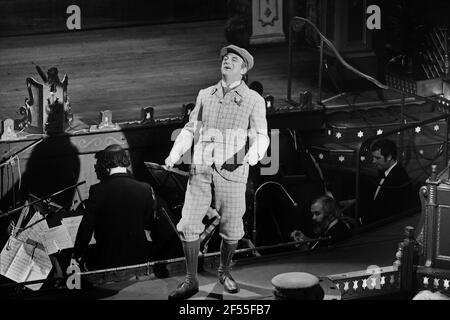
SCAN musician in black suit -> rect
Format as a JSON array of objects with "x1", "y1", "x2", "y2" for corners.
[
  {"x1": 363, "y1": 138, "x2": 416, "y2": 223},
  {"x1": 73, "y1": 144, "x2": 155, "y2": 271},
  {"x1": 291, "y1": 195, "x2": 353, "y2": 249}
]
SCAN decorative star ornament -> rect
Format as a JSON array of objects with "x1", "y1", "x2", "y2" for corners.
[
  {"x1": 434, "y1": 124, "x2": 440, "y2": 131},
  {"x1": 338, "y1": 155, "x2": 345, "y2": 162},
  {"x1": 357, "y1": 131, "x2": 364, "y2": 138},
  {"x1": 362, "y1": 279, "x2": 368, "y2": 289},
  {"x1": 423, "y1": 277, "x2": 429, "y2": 285},
  {"x1": 443, "y1": 279, "x2": 449, "y2": 289},
  {"x1": 415, "y1": 126, "x2": 421, "y2": 133},
  {"x1": 434, "y1": 278, "x2": 440, "y2": 287},
  {"x1": 318, "y1": 153, "x2": 324, "y2": 160},
  {"x1": 343, "y1": 282, "x2": 349, "y2": 291},
  {"x1": 360, "y1": 156, "x2": 366, "y2": 162},
  {"x1": 377, "y1": 129, "x2": 383, "y2": 135},
  {"x1": 353, "y1": 280, "x2": 359, "y2": 290},
  {"x1": 336, "y1": 132, "x2": 342, "y2": 139}
]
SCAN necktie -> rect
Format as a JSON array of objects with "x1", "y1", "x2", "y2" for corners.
[{"x1": 223, "y1": 86, "x2": 231, "y2": 96}]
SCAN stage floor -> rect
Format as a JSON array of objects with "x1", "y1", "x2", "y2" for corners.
[
  {"x1": 0, "y1": 19, "x2": 315, "y2": 123},
  {"x1": 0, "y1": 19, "x2": 405, "y2": 127},
  {"x1": 24, "y1": 213, "x2": 419, "y2": 300}
]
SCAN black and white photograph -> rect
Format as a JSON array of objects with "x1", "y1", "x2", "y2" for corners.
[{"x1": 0, "y1": 0, "x2": 449, "y2": 312}]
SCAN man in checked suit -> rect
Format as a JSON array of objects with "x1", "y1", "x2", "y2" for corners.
[{"x1": 165, "y1": 45, "x2": 269, "y2": 300}]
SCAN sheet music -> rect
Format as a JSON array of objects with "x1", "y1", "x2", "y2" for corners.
[
  {"x1": 0, "y1": 237, "x2": 52, "y2": 291},
  {"x1": 0, "y1": 237, "x2": 21, "y2": 275},
  {"x1": 61, "y1": 216, "x2": 96, "y2": 245},
  {"x1": 16, "y1": 211, "x2": 49, "y2": 247},
  {"x1": 39, "y1": 225, "x2": 73, "y2": 255},
  {"x1": 22, "y1": 243, "x2": 52, "y2": 291},
  {"x1": 6, "y1": 242, "x2": 33, "y2": 283}
]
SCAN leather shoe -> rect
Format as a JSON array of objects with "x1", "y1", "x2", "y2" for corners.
[
  {"x1": 168, "y1": 281, "x2": 199, "y2": 300},
  {"x1": 219, "y1": 272, "x2": 239, "y2": 294}
]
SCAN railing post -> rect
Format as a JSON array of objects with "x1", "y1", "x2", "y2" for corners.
[
  {"x1": 424, "y1": 165, "x2": 439, "y2": 267},
  {"x1": 318, "y1": 38, "x2": 324, "y2": 104},
  {"x1": 355, "y1": 144, "x2": 361, "y2": 222},
  {"x1": 395, "y1": 226, "x2": 419, "y2": 295},
  {"x1": 398, "y1": 93, "x2": 405, "y2": 164},
  {"x1": 287, "y1": 20, "x2": 293, "y2": 103},
  {"x1": 445, "y1": 116, "x2": 449, "y2": 165}
]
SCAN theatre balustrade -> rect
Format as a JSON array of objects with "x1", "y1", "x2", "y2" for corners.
[{"x1": 326, "y1": 164, "x2": 450, "y2": 300}]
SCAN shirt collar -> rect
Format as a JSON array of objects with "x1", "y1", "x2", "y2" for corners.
[
  {"x1": 109, "y1": 167, "x2": 127, "y2": 175},
  {"x1": 221, "y1": 80, "x2": 241, "y2": 90},
  {"x1": 324, "y1": 218, "x2": 339, "y2": 235},
  {"x1": 384, "y1": 161, "x2": 397, "y2": 178},
  {"x1": 213, "y1": 80, "x2": 248, "y2": 98}
]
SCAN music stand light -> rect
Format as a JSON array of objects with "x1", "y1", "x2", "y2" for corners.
[
  {"x1": 89, "y1": 110, "x2": 118, "y2": 132},
  {"x1": 265, "y1": 95, "x2": 275, "y2": 110},
  {"x1": 141, "y1": 106, "x2": 155, "y2": 124},
  {"x1": 1, "y1": 119, "x2": 17, "y2": 141}
]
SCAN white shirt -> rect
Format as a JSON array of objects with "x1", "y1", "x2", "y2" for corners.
[
  {"x1": 221, "y1": 80, "x2": 241, "y2": 90},
  {"x1": 373, "y1": 161, "x2": 397, "y2": 200},
  {"x1": 109, "y1": 167, "x2": 127, "y2": 175}
]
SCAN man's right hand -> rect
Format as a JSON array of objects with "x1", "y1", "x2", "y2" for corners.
[
  {"x1": 164, "y1": 156, "x2": 175, "y2": 169},
  {"x1": 165, "y1": 151, "x2": 180, "y2": 169}
]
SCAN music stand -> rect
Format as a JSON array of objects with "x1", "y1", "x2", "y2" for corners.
[
  {"x1": 144, "y1": 162, "x2": 188, "y2": 212},
  {"x1": 144, "y1": 162, "x2": 220, "y2": 253}
]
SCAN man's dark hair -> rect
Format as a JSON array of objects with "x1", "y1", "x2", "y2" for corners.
[
  {"x1": 249, "y1": 81, "x2": 263, "y2": 95},
  {"x1": 98, "y1": 144, "x2": 131, "y2": 169},
  {"x1": 370, "y1": 138, "x2": 397, "y2": 159},
  {"x1": 312, "y1": 195, "x2": 337, "y2": 220},
  {"x1": 94, "y1": 150, "x2": 108, "y2": 181}
]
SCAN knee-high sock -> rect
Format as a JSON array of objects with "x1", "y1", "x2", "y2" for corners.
[
  {"x1": 182, "y1": 239, "x2": 200, "y2": 286},
  {"x1": 218, "y1": 240, "x2": 238, "y2": 275}
]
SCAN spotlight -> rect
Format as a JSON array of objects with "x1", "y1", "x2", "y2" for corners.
[
  {"x1": 98, "y1": 110, "x2": 114, "y2": 128},
  {"x1": 141, "y1": 106, "x2": 155, "y2": 124},
  {"x1": 90, "y1": 110, "x2": 118, "y2": 131},
  {"x1": 265, "y1": 95, "x2": 275, "y2": 110},
  {"x1": 443, "y1": 79, "x2": 450, "y2": 100},
  {"x1": 182, "y1": 103, "x2": 195, "y2": 121},
  {"x1": 299, "y1": 91, "x2": 313, "y2": 110},
  {"x1": 1, "y1": 119, "x2": 17, "y2": 140}
]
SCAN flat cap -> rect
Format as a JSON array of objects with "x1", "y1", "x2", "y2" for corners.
[{"x1": 220, "y1": 45, "x2": 254, "y2": 71}]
